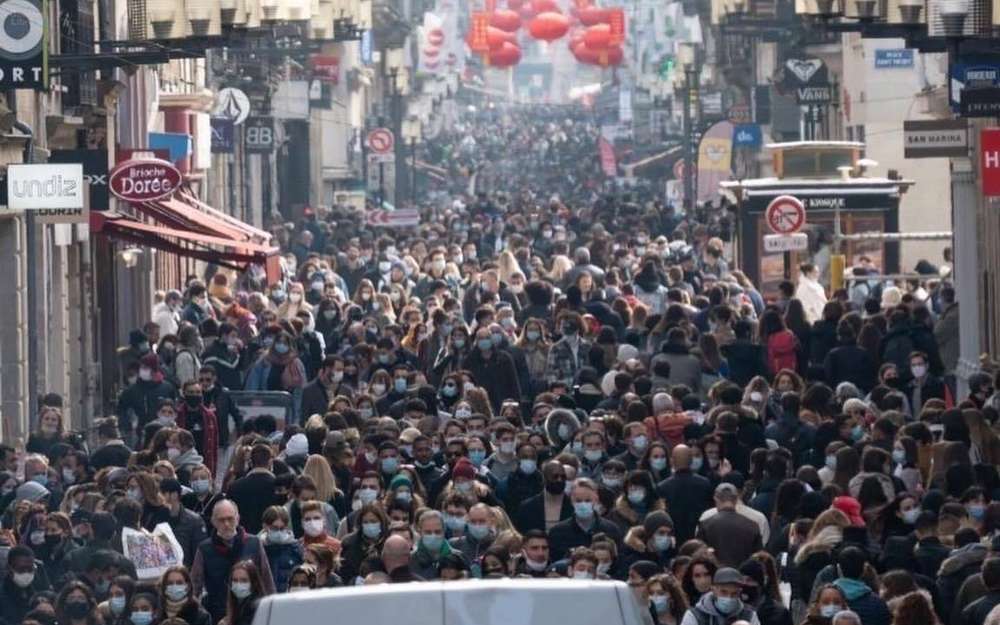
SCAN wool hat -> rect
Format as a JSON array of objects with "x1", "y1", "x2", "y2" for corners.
[
  {"x1": 452, "y1": 458, "x2": 476, "y2": 481},
  {"x1": 643, "y1": 510, "x2": 675, "y2": 535}
]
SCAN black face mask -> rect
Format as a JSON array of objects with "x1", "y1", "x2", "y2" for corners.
[
  {"x1": 545, "y1": 480, "x2": 566, "y2": 495},
  {"x1": 185, "y1": 396, "x2": 203, "y2": 409},
  {"x1": 64, "y1": 600, "x2": 91, "y2": 620}
]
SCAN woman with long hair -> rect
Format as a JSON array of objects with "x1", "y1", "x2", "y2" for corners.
[
  {"x1": 646, "y1": 573, "x2": 688, "y2": 625},
  {"x1": 304, "y1": 542, "x2": 343, "y2": 587},
  {"x1": 125, "y1": 471, "x2": 170, "y2": 531},
  {"x1": 800, "y1": 584, "x2": 848, "y2": 625},
  {"x1": 222, "y1": 560, "x2": 268, "y2": 625},
  {"x1": 760, "y1": 310, "x2": 799, "y2": 377},
  {"x1": 157, "y1": 565, "x2": 210, "y2": 625},
  {"x1": 680, "y1": 555, "x2": 718, "y2": 606},
  {"x1": 697, "y1": 333, "x2": 728, "y2": 397},
  {"x1": 56, "y1": 581, "x2": 102, "y2": 625},
  {"x1": 99, "y1": 575, "x2": 135, "y2": 625},
  {"x1": 783, "y1": 299, "x2": 812, "y2": 376},
  {"x1": 516, "y1": 318, "x2": 550, "y2": 398},
  {"x1": 794, "y1": 509, "x2": 850, "y2": 602},
  {"x1": 302, "y1": 454, "x2": 344, "y2": 510}
]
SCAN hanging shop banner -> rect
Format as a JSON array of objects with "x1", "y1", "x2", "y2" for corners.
[
  {"x1": 696, "y1": 121, "x2": 734, "y2": 204},
  {"x1": 0, "y1": 0, "x2": 48, "y2": 89},
  {"x1": 980, "y1": 128, "x2": 1000, "y2": 196},
  {"x1": 733, "y1": 124, "x2": 763, "y2": 149},
  {"x1": 244, "y1": 117, "x2": 275, "y2": 154},
  {"x1": 780, "y1": 58, "x2": 829, "y2": 89},
  {"x1": 598, "y1": 137, "x2": 617, "y2": 177},
  {"x1": 902, "y1": 120, "x2": 968, "y2": 158},
  {"x1": 49, "y1": 148, "x2": 110, "y2": 210},
  {"x1": 210, "y1": 118, "x2": 235, "y2": 153}
]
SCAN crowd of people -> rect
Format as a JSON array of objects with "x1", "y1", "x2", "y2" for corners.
[{"x1": 2, "y1": 106, "x2": 999, "y2": 625}]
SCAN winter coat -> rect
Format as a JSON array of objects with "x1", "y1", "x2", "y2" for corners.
[
  {"x1": 766, "y1": 331, "x2": 798, "y2": 376},
  {"x1": 462, "y1": 348, "x2": 522, "y2": 412},
  {"x1": 937, "y1": 542, "x2": 989, "y2": 622},
  {"x1": 261, "y1": 534, "x2": 304, "y2": 592},
  {"x1": 793, "y1": 526, "x2": 842, "y2": 601},
  {"x1": 545, "y1": 337, "x2": 593, "y2": 387},
  {"x1": 651, "y1": 344, "x2": 702, "y2": 394},
  {"x1": 116, "y1": 378, "x2": 177, "y2": 437},
  {"x1": 721, "y1": 340, "x2": 769, "y2": 387},
  {"x1": 823, "y1": 342, "x2": 876, "y2": 393},
  {"x1": 934, "y1": 303, "x2": 960, "y2": 372},
  {"x1": 656, "y1": 469, "x2": 714, "y2": 544},
  {"x1": 680, "y1": 592, "x2": 760, "y2": 625},
  {"x1": 808, "y1": 321, "x2": 839, "y2": 367},
  {"x1": 833, "y1": 578, "x2": 891, "y2": 625}
]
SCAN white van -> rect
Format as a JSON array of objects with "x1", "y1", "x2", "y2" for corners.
[{"x1": 251, "y1": 579, "x2": 648, "y2": 625}]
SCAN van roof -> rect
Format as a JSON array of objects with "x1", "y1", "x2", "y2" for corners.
[{"x1": 254, "y1": 579, "x2": 643, "y2": 625}]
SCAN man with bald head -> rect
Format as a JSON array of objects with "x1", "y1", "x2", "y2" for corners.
[
  {"x1": 382, "y1": 534, "x2": 425, "y2": 583},
  {"x1": 655, "y1": 444, "x2": 713, "y2": 543}
]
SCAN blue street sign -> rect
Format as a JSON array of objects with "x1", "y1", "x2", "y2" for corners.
[
  {"x1": 360, "y1": 30, "x2": 373, "y2": 65},
  {"x1": 949, "y1": 56, "x2": 1000, "y2": 107},
  {"x1": 874, "y1": 49, "x2": 913, "y2": 69},
  {"x1": 733, "y1": 124, "x2": 763, "y2": 149}
]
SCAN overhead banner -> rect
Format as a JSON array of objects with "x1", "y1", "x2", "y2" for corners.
[
  {"x1": 0, "y1": 0, "x2": 48, "y2": 90},
  {"x1": 696, "y1": 121, "x2": 734, "y2": 204}
]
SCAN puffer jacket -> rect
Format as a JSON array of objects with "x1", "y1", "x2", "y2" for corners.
[{"x1": 937, "y1": 542, "x2": 989, "y2": 621}]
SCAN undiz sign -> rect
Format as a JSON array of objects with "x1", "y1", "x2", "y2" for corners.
[{"x1": 109, "y1": 159, "x2": 182, "y2": 202}]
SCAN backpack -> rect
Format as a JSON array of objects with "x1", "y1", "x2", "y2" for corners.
[{"x1": 767, "y1": 330, "x2": 798, "y2": 375}]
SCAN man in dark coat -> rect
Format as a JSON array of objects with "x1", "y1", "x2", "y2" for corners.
[
  {"x1": 961, "y1": 557, "x2": 1000, "y2": 625},
  {"x1": 227, "y1": 445, "x2": 279, "y2": 534},
  {"x1": 462, "y1": 327, "x2": 522, "y2": 412},
  {"x1": 115, "y1": 353, "x2": 177, "y2": 446},
  {"x1": 547, "y1": 478, "x2": 622, "y2": 561},
  {"x1": 0, "y1": 546, "x2": 52, "y2": 625},
  {"x1": 697, "y1": 483, "x2": 763, "y2": 568},
  {"x1": 516, "y1": 461, "x2": 573, "y2": 534},
  {"x1": 655, "y1": 444, "x2": 713, "y2": 544}
]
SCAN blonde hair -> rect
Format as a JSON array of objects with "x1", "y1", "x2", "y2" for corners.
[
  {"x1": 303, "y1": 454, "x2": 339, "y2": 502},
  {"x1": 497, "y1": 251, "x2": 523, "y2": 285}
]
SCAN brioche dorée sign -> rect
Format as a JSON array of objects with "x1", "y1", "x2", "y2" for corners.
[{"x1": 109, "y1": 158, "x2": 181, "y2": 202}]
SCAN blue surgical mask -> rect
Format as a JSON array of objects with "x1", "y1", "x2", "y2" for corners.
[
  {"x1": 628, "y1": 488, "x2": 646, "y2": 505},
  {"x1": 274, "y1": 342, "x2": 290, "y2": 355},
  {"x1": 395, "y1": 490, "x2": 412, "y2": 504},
  {"x1": 362, "y1": 522, "x2": 382, "y2": 539},
  {"x1": 651, "y1": 595, "x2": 669, "y2": 614},
  {"x1": 490, "y1": 333, "x2": 503, "y2": 346},
  {"x1": 527, "y1": 330, "x2": 541, "y2": 341},
  {"x1": 820, "y1": 604, "x2": 841, "y2": 619},
  {"x1": 574, "y1": 501, "x2": 595, "y2": 519},
  {"x1": 130, "y1": 612, "x2": 153, "y2": 625},
  {"x1": 519, "y1": 459, "x2": 537, "y2": 474},
  {"x1": 467, "y1": 523, "x2": 491, "y2": 541},
  {"x1": 469, "y1": 449, "x2": 486, "y2": 466},
  {"x1": 902, "y1": 508, "x2": 920, "y2": 525},
  {"x1": 690, "y1": 456, "x2": 704, "y2": 472},
  {"x1": 191, "y1": 479, "x2": 211, "y2": 494},
  {"x1": 421, "y1": 534, "x2": 444, "y2": 552},
  {"x1": 584, "y1": 449, "x2": 602, "y2": 463},
  {"x1": 825, "y1": 455, "x2": 837, "y2": 471},
  {"x1": 969, "y1": 504, "x2": 987, "y2": 521},
  {"x1": 30, "y1": 474, "x2": 48, "y2": 486},
  {"x1": 892, "y1": 449, "x2": 906, "y2": 464},
  {"x1": 653, "y1": 534, "x2": 674, "y2": 552},
  {"x1": 477, "y1": 338, "x2": 493, "y2": 351},
  {"x1": 650, "y1": 457, "x2": 668, "y2": 472},
  {"x1": 453, "y1": 338, "x2": 466, "y2": 349},
  {"x1": 442, "y1": 384, "x2": 458, "y2": 397},
  {"x1": 444, "y1": 514, "x2": 466, "y2": 531},
  {"x1": 381, "y1": 457, "x2": 399, "y2": 474},
  {"x1": 109, "y1": 597, "x2": 126, "y2": 616},
  {"x1": 851, "y1": 424, "x2": 865, "y2": 441},
  {"x1": 715, "y1": 596, "x2": 739, "y2": 615},
  {"x1": 394, "y1": 378, "x2": 408, "y2": 393}
]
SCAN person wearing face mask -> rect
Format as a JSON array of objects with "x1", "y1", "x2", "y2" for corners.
[
  {"x1": 191, "y1": 500, "x2": 275, "y2": 624},
  {"x1": 514, "y1": 460, "x2": 574, "y2": 534},
  {"x1": 57, "y1": 582, "x2": 101, "y2": 625},
  {"x1": 411, "y1": 510, "x2": 461, "y2": 580},
  {"x1": 175, "y1": 381, "x2": 219, "y2": 477},
  {"x1": 159, "y1": 479, "x2": 207, "y2": 568},
  {"x1": 221, "y1": 560, "x2": 267, "y2": 625},
  {"x1": 447, "y1": 503, "x2": 496, "y2": 574},
  {"x1": 116, "y1": 353, "x2": 177, "y2": 448},
  {"x1": 619, "y1": 511, "x2": 676, "y2": 574},
  {"x1": 157, "y1": 565, "x2": 211, "y2": 625},
  {"x1": 460, "y1": 327, "x2": 522, "y2": 414},
  {"x1": 201, "y1": 323, "x2": 246, "y2": 392},
  {"x1": 297, "y1": 500, "x2": 342, "y2": 555},
  {"x1": 679, "y1": 567, "x2": 760, "y2": 625},
  {"x1": 302, "y1": 356, "x2": 352, "y2": 424},
  {"x1": 244, "y1": 331, "x2": 306, "y2": 416},
  {"x1": 546, "y1": 311, "x2": 593, "y2": 387},
  {"x1": 181, "y1": 283, "x2": 214, "y2": 327},
  {"x1": 0, "y1": 545, "x2": 52, "y2": 625},
  {"x1": 907, "y1": 351, "x2": 945, "y2": 418},
  {"x1": 548, "y1": 478, "x2": 623, "y2": 561},
  {"x1": 276, "y1": 282, "x2": 313, "y2": 322},
  {"x1": 502, "y1": 441, "x2": 544, "y2": 513},
  {"x1": 98, "y1": 576, "x2": 135, "y2": 624}
]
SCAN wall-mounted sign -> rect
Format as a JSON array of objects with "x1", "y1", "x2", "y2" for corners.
[
  {"x1": 796, "y1": 85, "x2": 832, "y2": 104},
  {"x1": 733, "y1": 124, "x2": 763, "y2": 149},
  {"x1": 244, "y1": 117, "x2": 275, "y2": 153},
  {"x1": 210, "y1": 118, "x2": 235, "y2": 153},
  {"x1": 903, "y1": 120, "x2": 968, "y2": 158},
  {"x1": 0, "y1": 0, "x2": 48, "y2": 90},
  {"x1": 109, "y1": 159, "x2": 182, "y2": 202},
  {"x1": 49, "y1": 149, "x2": 110, "y2": 210},
  {"x1": 960, "y1": 88, "x2": 1000, "y2": 118},
  {"x1": 781, "y1": 58, "x2": 828, "y2": 88},
  {"x1": 949, "y1": 59, "x2": 1000, "y2": 107},
  {"x1": 874, "y1": 49, "x2": 914, "y2": 69},
  {"x1": 6, "y1": 163, "x2": 83, "y2": 210},
  {"x1": 311, "y1": 55, "x2": 340, "y2": 83},
  {"x1": 981, "y1": 128, "x2": 1000, "y2": 196},
  {"x1": 213, "y1": 87, "x2": 251, "y2": 125}
]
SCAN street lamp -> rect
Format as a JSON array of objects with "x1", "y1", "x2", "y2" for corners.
[
  {"x1": 384, "y1": 46, "x2": 407, "y2": 205},
  {"x1": 678, "y1": 42, "x2": 700, "y2": 212}
]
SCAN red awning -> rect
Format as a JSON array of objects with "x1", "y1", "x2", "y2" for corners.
[
  {"x1": 132, "y1": 197, "x2": 256, "y2": 243},
  {"x1": 91, "y1": 212, "x2": 279, "y2": 269},
  {"x1": 177, "y1": 190, "x2": 273, "y2": 243}
]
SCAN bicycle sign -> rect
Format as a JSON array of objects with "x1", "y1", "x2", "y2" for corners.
[{"x1": 765, "y1": 195, "x2": 806, "y2": 235}]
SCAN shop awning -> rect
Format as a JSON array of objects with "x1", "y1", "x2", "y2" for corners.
[
  {"x1": 176, "y1": 190, "x2": 273, "y2": 243},
  {"x1": 90, "y1": 212, "x2": 279, "y2": 270}
]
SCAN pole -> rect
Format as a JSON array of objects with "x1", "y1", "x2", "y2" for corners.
[
  {"x1": 783, "y1": 251, "x2": 791, "y2": 280},
  {"x1": 410, "y1": 138, "x2": 417, "y2": 205},
  {"x1": 682, "y1": 69, "x2": 693, "y2": 212},
  {"x1": 12, "y1": 114, "x2": 37, "y2": 427},
  {"x1": 378, "y1": 161, "x2": 385, "y2": 208}
]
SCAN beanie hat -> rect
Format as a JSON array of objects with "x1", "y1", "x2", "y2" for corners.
[
  {"x1": 452, "y1": 458, "x2": 476, "y2": 480},
  {"x1": 643, "y1": 510, "x2": 675, "y2": 535},
  {"x1": 139, "y1": 353, "x2": 159, "y2": 369},
  {"x1": 17, "y1": 481, "x2": 50, "y2": 503},
  {"x1": 833, "y1": 496, "x2": 865, "y2": 526},
  {"x1": 389, "y1": 474, "x2": 413, "y2": 491},
  {"x1": 285, "y1": 433, "x2": 309, "y2": 457}
]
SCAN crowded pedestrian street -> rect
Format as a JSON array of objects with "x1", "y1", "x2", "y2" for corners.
[{"x1": 1, "y1": 1, "x2": 999, "y2": 625}]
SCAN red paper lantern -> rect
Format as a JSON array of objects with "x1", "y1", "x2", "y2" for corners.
[
  {"x1": 490, "y1": 41, "x2": 522, "y2": 67},
  {"x1": 467, "y1": 25, "x2": 516, "y2": 50},
  {"x1": 531, "y1": 0, "x2": 560, "y2": 14},
  {"x1": 490, "y1": 9, "x2": 522, "y2": 32},
  {"x1": 577, "y1": 6, "x2": 610, "y2": 25},
  {"x1": 583, "y1": 23, "x2": 611, "y2": 48},
  {"x1": 572, "y1": 41, "x2": 623, "y2": 66},
  {"x1": 423, "y1": 45, "x2": 441, "y2": 59},
  {"x1": 426, "y1": 27, "x2": 444, "y2": 46},
  {"x1": 528, "y1": 11, "x2": 570, "y2": 40}
]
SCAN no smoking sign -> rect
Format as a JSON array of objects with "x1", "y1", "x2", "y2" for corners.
[{"x1": 765, "y1": 195, "x2": 806, "y2": 235}]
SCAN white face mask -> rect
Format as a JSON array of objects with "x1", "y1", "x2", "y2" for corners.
[{"x1": 302, "y1": 519, "x2": 325, "y2": 537}]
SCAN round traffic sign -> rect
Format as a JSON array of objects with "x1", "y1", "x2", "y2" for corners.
[
  {"x1": 214, "y1": 88, "x2": 251, "y2": 125},
  {"x1": 765, "y1": 195, "x2": 806, "y2": 235},
  {"x1": 367, "y1": 128, "x2": 395, "y2": 154}
]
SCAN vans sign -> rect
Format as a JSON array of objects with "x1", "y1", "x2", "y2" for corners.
[
  {"x1": 109, "y1": 159, "x2": 182, "y2": 202},
  {"x1": 6, "y1": 163, "x2": 84, "y2": 210}
]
